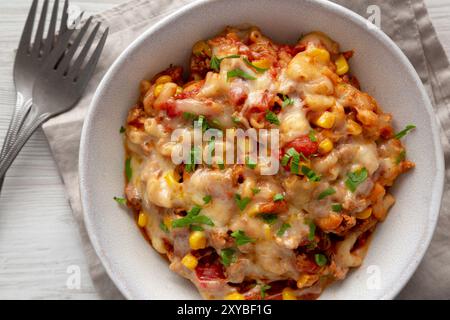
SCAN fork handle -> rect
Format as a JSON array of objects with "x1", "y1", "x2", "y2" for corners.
[
  {"x1": 0, "y1": 93, "x2": 33, "y2": 189},
  {"x1": 0, "y1": 112, "x2": 52, "y2": 181}
]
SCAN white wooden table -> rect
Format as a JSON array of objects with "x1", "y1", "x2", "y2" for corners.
[{"x1": 0, "y1": 0, "x2": 449, "y2": 299}]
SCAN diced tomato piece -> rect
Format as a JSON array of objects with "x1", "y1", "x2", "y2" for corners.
[
  {"x1": 284, "y1": 135, "x2": 318, "y2": 157},
  {"x1": 160, "y1": 100, "x2": 181, "y2": 118},
  {"x1": 195, "y1": 262, "x2": 226, "y2": 281}
]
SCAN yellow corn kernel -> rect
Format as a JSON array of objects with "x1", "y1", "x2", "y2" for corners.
[
  {"x1": 155, "y1": 75, "x2": 172, "y2": 85},
  {"x1": 297, "y1": 274, "x2": 319, "y2": 288},
  {"x1": 356, "y1": 207, "x2": 373, "y2": 220},
  {"x1": 192, "y1": 40, "x2": 211, "y2": 57},
  {"x1": 164, "y1": 171, "x2": 179, "y2": 188},
  {"x1": 308, "y1": 47, "x2": 330, "y2": 64},
  {"x1": 245, "y1": 204, "x2": 260, "y2": 218},
  {"x1": 176, "y1": 86, "x2": 183, "y2": 95},
  {"x1": 140, "y1": 80, "x2": 151, "y2": 95},
  {"x1": 263, "y1": 224, "x2": 272, "y2": 240},
  {"x1": 189, "y1": 231, "x2": 207, "y2": 250},
  {"x1": 347, "y1": 119, "x2": 362, "y2": 135},
  {"x1": 315, "y1": 111, "x2": 336, "y2": 129},
  {"x1": 225, "y1": 292, "x2": 246, "y2": 300},
  {"x1": 335, "y1": 54, "x2": 349, "y2": 75},
  {"x1": 163, "y1": 216, "x2": 173, "y2": 230},
  {"x1": 318, "y1": 138, "x2": 334, "y2": 154},
  {"x1": 153, "y1": 84, "x2": 164, "y2": 98},
  {"x1": 282, "y1": 288, "x2": 297, "y2": 300},
  {"x1": 137, "y1": 212, "x2": 148, "y2": 228},
  {"x1": 252, "y1": 59, "x2": 271, "y2": 69},
  {"x1": 181, "y1": 253, "x2": 198, "y2": 270}
]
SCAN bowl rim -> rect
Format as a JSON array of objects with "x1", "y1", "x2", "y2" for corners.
[{"x1": 79, "y1": 0, "x2": 445, "y2": 300}]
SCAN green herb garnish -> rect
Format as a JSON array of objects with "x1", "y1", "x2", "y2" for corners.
[
  {"x1": 258, "y1": 213, "x2": 278, "y2": 225},
  {"x1": 245, "y1": 156, "x2": 257, "y2": 169},
  {"x1": 314, "y1": 253, "x2": 328, "y2": 266},
  {"x1": 172, "y1": 205, "x2": 214, "y2": 229},
  {"x1": 159, "y1": 222, "x2": 169, "y2": 233},
  {"x1": 331, "y1": 203, "x2": 343, "y2": 212},
  {"x1": 282, "y1": 95, "x2": 294, "y2": 108},
  {"x1": 231, "y1": 230, "x2": 256, "y2": 246},
  {"x1": 265, "y1": 110, "x2": 280, "y2": 125},
  {"x1": 234, "y1": 194, "x2": 251, "y2": 211},
  {"x1": 203, "y1": 195, "x2": 212, "y2": 204},
  {"x1": 277, "y1": 223, "x2": 291, "y2": 237},
  {"x1": 301, "y1": 166, "x2": 321, "y2": 182},
  {"x1": 185, "y1": 147, "x2": 200, "y2": 173},
  {"x1": 113, "y1": 196, "x2": 126, "y2": 205},
  {"x1": 183, "y1": 112, "x2": 196, "y2": 120},
  {"x1": 252, "y1": 188, "x2": 261, "y2": 195},
  {"x1": 243, "y1": 57, "x2": 269, "y2": 73},
  {"x1": 210, "y1": 54, "x2": 241, "y2": 71},
  {"x1": 120, "y1": 126, "x2": 125, "y2": 133},
  {"x1": 125, "y1": 158, "x2": 132, "y2": 181},
  {"x1": 227, "y1": 68, "x2": 257, "y2": 81},
  {"x1": 394, "y1": 124, "x2": 416, "y2": 139},
  {"x1": 309, "y1": 129, "x2": 317, "y2": 142},
  {"x1": 260, "y1": 284, "x2": 271, "y2": 299},
  {"x1": 396, "y1": 150, "x2": 406, "y2": 165},
  {"x1": 305, "y1": 219, "x2": 316, "y2": 241},
  {"x1": 190, "y1": 225, "x2": 204, "y2": 231},
  {"x1": 220, "y1": 248, "x2": 237, "y2": 267},
  {"x1": 345, "y1": 167, "x2": 368, "y2": 192},
  {"x1": 318, "y1": 187, "x2": 336, "y2": 200},
  {"x1": 273, "y1": 193, "x2": 284, "y2": 202}
]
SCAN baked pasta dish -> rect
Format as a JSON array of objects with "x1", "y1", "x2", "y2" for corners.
[{"x1": 120, "y1": 26, "x2": 415, "y2": 300}]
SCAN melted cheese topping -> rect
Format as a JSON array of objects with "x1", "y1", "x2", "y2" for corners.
[{"x1": 123, "y1": 27, "x2": 413, "y2": 300}]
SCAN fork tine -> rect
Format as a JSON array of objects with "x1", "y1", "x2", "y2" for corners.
[
  {"x1": 31, "y1": 0, "x2": 49, "y2": 58},
  {"x1": 59, "y1": 0, "x2": 69, "y2": 35},
  {"x1": 42, "y1": 27, "x2": 76, "y2": 70},
  {"x1": 42, "y1": 0, "x2": 59, "y2": 57},
  {"x1": 67, "y1": 22, "x2": 100, "y2": 79},
  {"x1": 17, "y1": 0, "x2": 38, "y2": 54},
  {"x1": 57, "y1": 16, "x2": 93, "y2": 75},
  {"x1": 76, "y1": 28, "x2": 108, "y2": 86}
]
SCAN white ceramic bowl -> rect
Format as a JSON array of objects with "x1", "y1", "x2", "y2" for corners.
[{"x1": 79, "y1": 0, "x2": 444, "y2": 299}]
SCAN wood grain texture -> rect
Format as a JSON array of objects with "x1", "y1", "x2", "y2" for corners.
[{"x1": 0, "y1": 0, "x2": 449, "y2": 299}]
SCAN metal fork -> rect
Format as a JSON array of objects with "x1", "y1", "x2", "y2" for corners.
[
  {"x1": 0, "y1": 0, "x2": 81, "y2": 187},
  {"x1": 0, "y1": 16, "x2": 108, "y2": 181}
]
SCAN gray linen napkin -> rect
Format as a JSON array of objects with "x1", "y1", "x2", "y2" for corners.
[{"x1": 42, "y1": 0, "x2": 450, "y2": 299}]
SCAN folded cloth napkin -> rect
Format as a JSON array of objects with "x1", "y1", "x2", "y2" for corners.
[{"x1": 42, "y1": 0, "x2": 450, "y2": 299}]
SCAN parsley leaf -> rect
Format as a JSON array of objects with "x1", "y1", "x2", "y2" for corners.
[
  {"x1": 305, "y1": 219, "x2": 316, "y2": 241},
  {"x1": 245, "y1": 156, "x2": 257, "y2": 169},
  {"x1": 185, "y1": 147, "x2": 200, "y2": 173},
  {"x1": 252, "y1": 188, "x2": 261, "y2": 195},
  {"x1": 309, "y1": 129, "x2": 317, "y2": 142},
  {"x1": 394, "y1": 124, "x2": 416, "y2": 139},
  {"x1": 203, "y1": 195, "x2": 212, "y2": 204},
  {"x1": 258, "y1": 213, "x2": 278, "y2": 225},
  {"x1": 318, "y1": 187, "x2": 336, "y2": 200},
  {"x1": 190, "y1": 225, "x2": 204, "y2": 231},
  {"x1": 282, "y1": 95, "x2": 294, "y2": 108},
  {"x1": 243, "y1": 57, "x2": 269, "y2": 73},
  {"x1": 227, "y1": 69, "x2": 257, "y2": 81},
  {"x1": 120, "y1": 126, "x2": 125, "y2": 133},
  {"x1": 231, "y1": 230, "x2": 255, "y2": 246},
  {"x1": 301, "y1": 166, "x2": 321, "y2": 182},
  {"x1": 273, "y1": 193, "x2": 284, "y2": 202},
  {"x1": 331, "y1": 203, "x2": 343, "y2": 212},
  {"x1": 183, "y1": 112, "x2": 196, "y2": 120},
  {"x1": 159, "y1": 222, "x2": 169, "y2": 233},
  {"x1": 396, "y1": 150, "x2": 406, "y2": 165},
  {"x1": 277, "y1": 223, "x2": 291, "y2": 237},
  {"x1": 290, "y1": 152, "x2": 300, "y2": 174},
  {"x1": 220, "y1": 248, "x2": 236, "y2": 267},
  {"x1": 314, "y1": 253, "x2": 328, "y2": 266},
  {"x1": 210, "y1": 54, "x2": 241, "y2": 71},
  {"x1": 265, "y1": 110, "x2": 280, "y2": 125},
  {"x1": 113, "y1": 196, "x2": 126, "y2": 205},
  {"x1": 345, "y1": 167, "x2": 368, "y2": 192},
  {"x1": 125, "y1": 158, "x2": 132, "y2": 181},
  {"x1": 234, "y1": 194, "x2": 251, "y2": 211},
  {"x1": 260, "y1": 284, "x2": 271, "y2": 299},
  {"x1": 172, "y1": 205, "x2": 214, "y2": 228}
]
